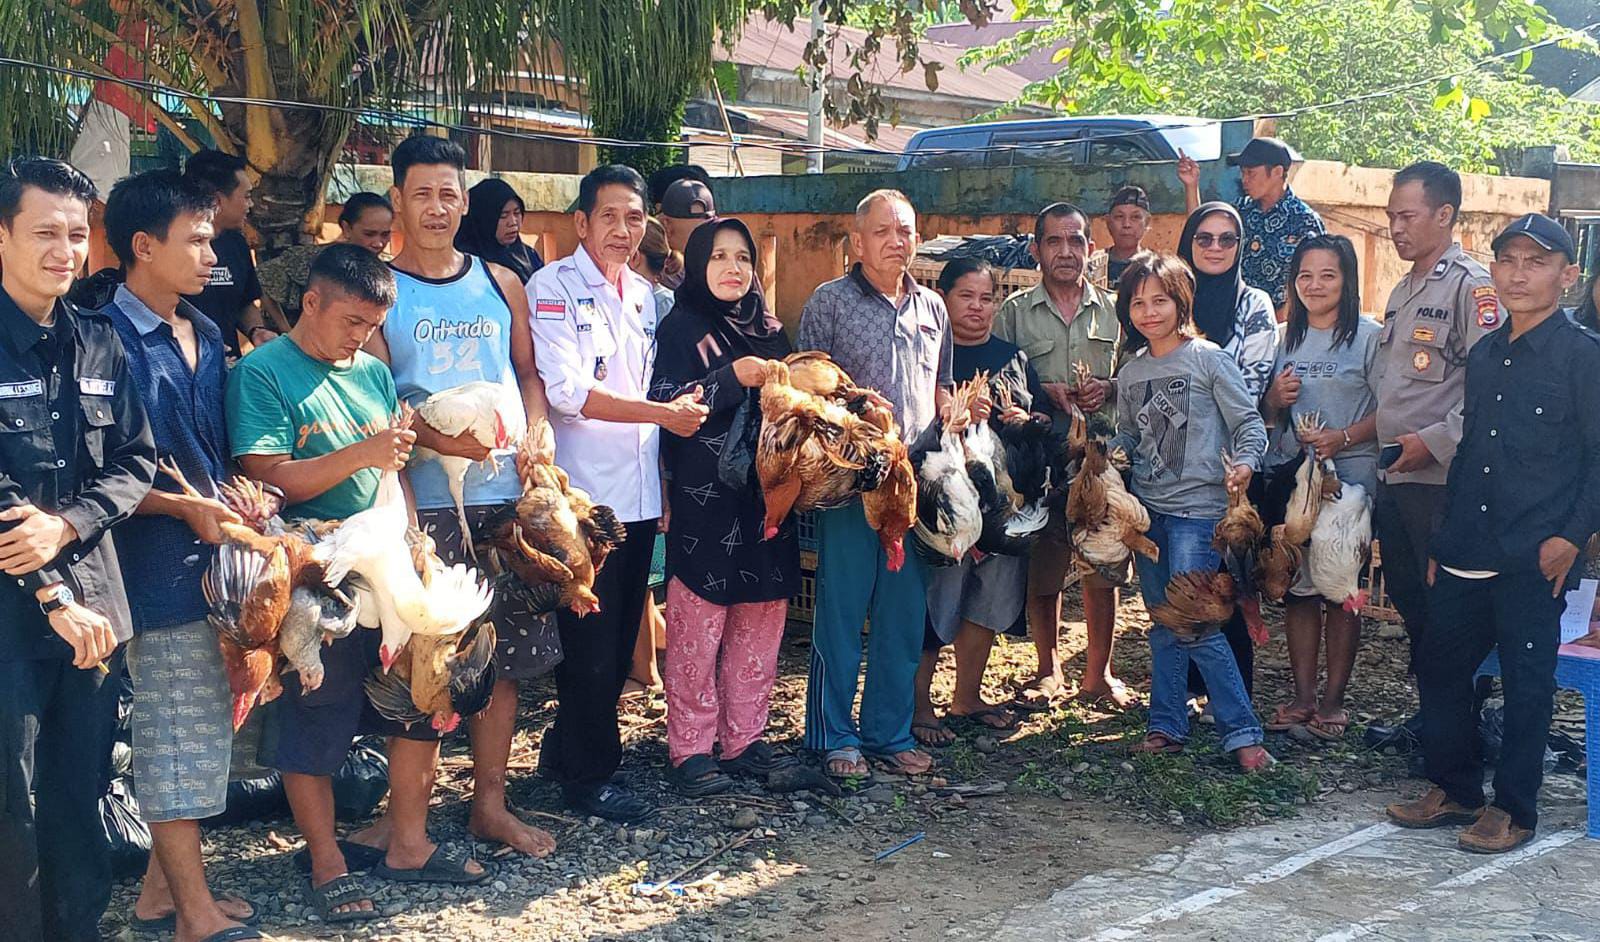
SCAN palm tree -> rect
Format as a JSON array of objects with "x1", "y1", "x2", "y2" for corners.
[{"x1": 2, "y1": 0, "x2": 756, "y2": 253}]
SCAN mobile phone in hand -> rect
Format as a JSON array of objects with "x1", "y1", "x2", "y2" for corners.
[{"x1": 1380, "y1": 443, "x2": 1402, "y2": 470}]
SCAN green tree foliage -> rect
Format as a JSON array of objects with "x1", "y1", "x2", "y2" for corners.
[{"x1": 1068, "y1": 0, "x2": 1600, "y2": 172}]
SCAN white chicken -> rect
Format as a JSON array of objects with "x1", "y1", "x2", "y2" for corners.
[
  {"x1": 1305, "y1": 481, "x2": 1372, "y2": 613},
  {"x1": 317, "y1": 469, "x2": 493, "y2": 670},
  {"x1": 411, "y1": 380, "x2": 522, "y2": 561}
]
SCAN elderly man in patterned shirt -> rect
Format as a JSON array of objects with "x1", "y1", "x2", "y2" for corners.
[
  {"x1": 797, "y1": 189, "x2": 954, "y2": 780},
  {"x1": 1180, "y1": 136, "x2": 1325, "y2": 315}
]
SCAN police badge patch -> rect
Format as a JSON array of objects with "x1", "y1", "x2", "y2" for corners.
[
  {"x1": 1412, "y1": 349, "x2": 1431, "y2": 372},
  {"x1": 1473, "y1": 285, "x2": 1500, "y2": 328}
]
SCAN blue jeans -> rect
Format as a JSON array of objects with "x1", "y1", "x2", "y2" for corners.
[{"x1": 1134, "y1": 512, "x2": 1263, "y2": 753}]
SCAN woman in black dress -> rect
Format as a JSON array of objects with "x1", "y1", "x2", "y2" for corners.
[{"x1": 648, "y1": 218, "x2": 799, "y2": 796}]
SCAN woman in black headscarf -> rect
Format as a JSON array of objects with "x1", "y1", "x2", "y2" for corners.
[
  {"x1": 1177, "y1": 202, "x2": 1278, "y2": 399},
  {"x1": 648, "y1": 218, "x2": 798, "y2": 797},
  {"x1": 455, "y1": 178, "x2": 543, "y2": 284}
]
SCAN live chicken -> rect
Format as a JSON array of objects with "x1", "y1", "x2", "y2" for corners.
[
  {"x1": 912, "y1": 377, "x2": 985, "y2": 563},
  {"x1": 1149, "y1": 571, "x2": 1239, "y2": 640},
  {"x1": 481, "y1": 418, "x2": 626, "y2": 616},
  {"x1": 410, "y1": 380, "x2": 521, "y2": 561},
  {"x1": 1067, "y1": 439, "x2": 1159, "y2": 585},
  {"x1": 1305, "y1": 481, "x2": 1373, "y2": 613}
]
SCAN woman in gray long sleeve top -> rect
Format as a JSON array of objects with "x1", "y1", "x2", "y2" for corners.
[{"x1": 1109, "y1": 253, "x2": 1272, "y2": 772}]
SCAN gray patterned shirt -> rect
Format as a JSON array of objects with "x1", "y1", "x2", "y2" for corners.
[{"x1": 796, "y1": 265, "x2": 953, "y2": 444}]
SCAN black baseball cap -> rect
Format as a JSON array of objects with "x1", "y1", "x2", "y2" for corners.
[
  {"x1": 1491, "y1": 213, "x2": 1576, "y2": 262},
  {"x1": 1108, "y1": 185, "x2": 1150, "y2": 211},
  {"x1": 1227, "y1": 137, "x2": 1298, "y2": 169},
  {"x1": 661, "y1": 179, "x2": 715, "y2": 220}
]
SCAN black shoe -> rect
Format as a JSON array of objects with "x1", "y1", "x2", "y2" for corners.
[
  {"x1": 1365, "y1": 716, "x2": 1421, "y2": 752},
  {"x1": 565, "y1": 782, "x2": 654, "y2": 823},
  {"x1": 720, "y1": 740, "x2": 800, "y2": 777}
]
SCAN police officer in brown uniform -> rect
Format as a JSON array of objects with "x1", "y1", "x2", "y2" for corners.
[{"x1": 1366, "y1": 161, "x2": 1499, "y2": 750}]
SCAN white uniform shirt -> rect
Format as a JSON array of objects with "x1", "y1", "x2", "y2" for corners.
[{"x1": 527, "y1": 245, "x2": 662, "y2": 523}]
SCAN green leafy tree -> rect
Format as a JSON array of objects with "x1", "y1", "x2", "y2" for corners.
[{"x1": 1065, "y1": 0, "x2": 1600, "y2": 172}]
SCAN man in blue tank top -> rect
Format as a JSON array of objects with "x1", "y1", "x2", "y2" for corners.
[{"x1": 364, "y1": 136, "x2": 558, "y2": 859}]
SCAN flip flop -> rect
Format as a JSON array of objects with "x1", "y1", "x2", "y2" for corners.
[
  {"x1": 305, "y1": 873, "x2": 380, "y2": 924},
  {"x1": 131, "y1": 894, "x2": 261, "y2": 933},
  {"x1": 946, "y1": 707, "x2": 1019, "y2": 733},
  {"x1": 1078, "y1": 685, "x2": 1142, "y2": 713},
  {"x1": 912, "y1": 721, "x2": 956, "y2": 747},
  {"x1": 1010, "y1": 676, "x2": 1067, "y2": 713},
  {"x1": 1265, "y1": 704, "x2": 1316, "y2": 732},
  {"x1": 1128, "y1": 733, "x2": 1184, "y2": 755},
  {"x1": 1304, "y1": 710, "x2": 1350, "y2": 742},
  {"x1": 196, "y1": 929, "x2": 264, "y2": 942},
  {"x1": 292, "y1": 839, "x2": 384, "y2": 875},
  {"x1": 824, "y1": 747, "x2": 869, "y2": 780},
  {"x1": 867, "y1": 749, "x2": 935, "y2": 777},
  {"x1": 372, "y1": 843, "x2": 490, "y2": 885}
]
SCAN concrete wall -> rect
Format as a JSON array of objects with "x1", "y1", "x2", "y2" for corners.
[{"x1": 320, "y1": 157, "x2": 1550, "y2": 326}]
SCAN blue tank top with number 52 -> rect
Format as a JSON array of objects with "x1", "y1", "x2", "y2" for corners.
[{"x1": 384, "y1": 255, "x2": 526, "y2": 510}]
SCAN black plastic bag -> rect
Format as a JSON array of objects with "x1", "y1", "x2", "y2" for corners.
[
  {"x1": 203, "y1": 772, "x2": 289, "y2": 826},
  {"x1": 101, "y1": 777, "x2": 151, "y2": 879},
  {"x1": 332, "y1": 740, "x2": 390, "y2": 820},
  {"x1": 718, "y1": 392, "x2": 761, "y2": 492}
]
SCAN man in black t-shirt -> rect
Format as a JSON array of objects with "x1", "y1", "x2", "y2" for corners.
[{"x1": 182, "y1": 150, "x2": 272, "y2": 355}]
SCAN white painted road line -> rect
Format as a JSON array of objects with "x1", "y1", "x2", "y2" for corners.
[
  {"x1": 1310, "y1": 828, "x2": 1584, "y2": 942},
  {"x1": 1084, "y1": 823, "x2": 1402, "y2": 941}
]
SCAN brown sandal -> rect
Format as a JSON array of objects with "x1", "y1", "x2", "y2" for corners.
[
  {"x1": 1265, "y1": 704, "x2": 1316, "y2": 732},
  {"x1": 1129, "y1": 732, "x2": 1184, "y2": 754},
  {"x1": 1305, "y1": 710, "x2": 1349, "y2": 741}
]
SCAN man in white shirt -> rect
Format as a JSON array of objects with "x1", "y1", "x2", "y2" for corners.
[{"x1": 526, "y1": 164, "x2": 707, "y2": 822}]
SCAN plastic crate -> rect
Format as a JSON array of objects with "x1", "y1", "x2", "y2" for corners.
[
  {"x1": 788, "y1": 549, "x2": 818, "y2": 626},
  {"x1": 795, "y1": 512, "x2": 818, "y2": 552}
]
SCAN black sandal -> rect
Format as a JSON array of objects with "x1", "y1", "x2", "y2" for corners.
[
  {"x1": 947, "y1": 707, "x2": 1019, "y2": 734},
  {"x1": 195, "y1": 929, "x2": 264, "y2": 942},
  {"x1": 671, "y1": 754, "x2": 734, "y2": 797},
  {"x1": 719, "y1": 741, "x2": 799, "y2": 776},
  {"x1": 305, "y1": 873, "x2": 380, "y2": 924},
  {"x1": 372, "y1": 843, "x2": 489, "y2": 885}
]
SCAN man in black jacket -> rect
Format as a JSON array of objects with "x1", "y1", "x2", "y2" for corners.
[
  {"x1": 1386, "y1": 213, "x2": 1597, "y2": 854},
  {"x1": 0, "y1": 157, "x2": 156, "y2": 941}
]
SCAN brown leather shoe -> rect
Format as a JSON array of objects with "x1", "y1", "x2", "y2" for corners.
[
  {"x1": 1385, "y1": 788, "x2": 1483, "y2": 829},
  {"x1": 1458, "y1": 807, "x2": 1534, "y2": 854}
]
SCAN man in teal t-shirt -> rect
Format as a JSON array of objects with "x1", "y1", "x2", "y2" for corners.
[
  {"x1": 225, "y1": 245, "x2": 483, "y2": 918},
  {"x1": 226, "y1": 323, "x2": 396, "y2": 521}
]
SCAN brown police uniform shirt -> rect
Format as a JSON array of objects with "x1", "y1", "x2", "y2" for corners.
[
  {"x1": 1373, "y1": 242, "x2": 1500, "y2": 487},
  {"x1": 993, "y1": 281, "x2": 1121, "y2": 427}
]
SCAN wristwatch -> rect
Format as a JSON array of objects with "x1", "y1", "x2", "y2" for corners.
[{"x1": 39, "y1": 583, "x2": 75, "y2": 616}]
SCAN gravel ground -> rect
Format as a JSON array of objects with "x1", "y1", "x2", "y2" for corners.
[{"x1": 99, "y1": 586, "x2": 1589, "y2": 941}]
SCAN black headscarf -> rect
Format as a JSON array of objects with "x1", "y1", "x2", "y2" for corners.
[
  {"x1": 673, "y1": 218, "x2": 787, "y2": 358},
  {"x1": 455, "y1": 178, "x2": 543, "y2": 284},
  {"x1": 1178, "y1": 202, "x2": 1248, "y2": 348}
]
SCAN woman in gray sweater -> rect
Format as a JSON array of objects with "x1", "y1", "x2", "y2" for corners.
[{"x1": 1108, "y1": 252, "x2": 1273, "y2": 771}]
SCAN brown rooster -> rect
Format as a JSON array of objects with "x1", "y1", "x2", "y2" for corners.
[
  {"x1": 1066, "y1": 439, "x2": 1159, "y2": 583},
  {"x1": 481, "y1": 419, "x2": 625, "y2": 616},
  {"x1": 862, "y1": 437, "x2": 917, "y2": 571},
  {"x1": 160, "y1": 459, "x2": 325, "y2": 730},
  {"x1": 755, "y1": 358, "x2": 893, "y2": 539},
  {"x1": 363, "y1": 619, "x2": 497, "y2": 733},
  {"x1": 1254, "y1": 524, "x2": 1303, "y2": 603},
  {"x1": 1150, "y1": 571, "x2": 1238, "y2": 640},
  {"x1": 1213, "y1": 452, "x2": 1265, "y2": 556}
]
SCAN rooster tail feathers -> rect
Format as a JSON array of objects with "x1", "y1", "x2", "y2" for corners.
[{"x1": 204, "y1": 544, "x2": 268, "y2": 644}]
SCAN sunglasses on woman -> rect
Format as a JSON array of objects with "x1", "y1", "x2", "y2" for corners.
[{"x1": 1194, "y1": 232, "x2": 1241, "y2": 249}]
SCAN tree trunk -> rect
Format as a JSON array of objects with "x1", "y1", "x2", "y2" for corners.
[{"x1": 233, "y1": 107, "x2": 354, "y2": 262}]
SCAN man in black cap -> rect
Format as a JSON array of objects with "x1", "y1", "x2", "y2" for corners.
[
  {"x1": 1088, "y1": 184, "x2": 1150, "y2": 290},
  {"x1": 1386, "y1": 213, "x2": 1599, "y2": 854},
  {"x1": 658, "y1": 177, "x2": 716, "y2": 288},
  {"x1": 1178, "y1": 136, "x2": 1325, "y2": 312}
]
